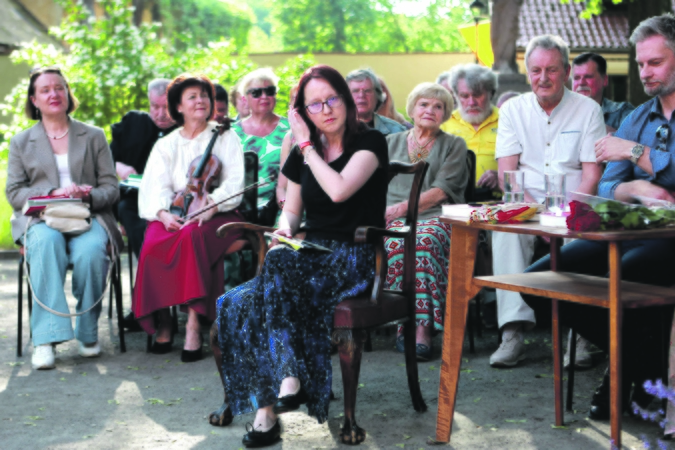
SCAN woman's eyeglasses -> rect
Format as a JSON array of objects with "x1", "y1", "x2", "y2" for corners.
[
  {"x1": 247, "y1": 86, "x2": 277, "y2": 98},
  {"x1": 305, "y1": 96, "x2": 343, "y2": 114},
  {"x1": 655, "y1": 124, "x2": 671, "y2": 152}
]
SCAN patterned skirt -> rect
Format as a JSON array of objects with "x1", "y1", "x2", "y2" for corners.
[
  {"x1": 216, "y1": 237, "x2": 375, "y2": 423},
  {"x1": 384, "y1": 217, "x2": 452, "y2": 331}
]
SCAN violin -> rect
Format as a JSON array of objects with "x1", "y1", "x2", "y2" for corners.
[{"x1": 170, "y1": 123, "x2": 228, "y2": 218}]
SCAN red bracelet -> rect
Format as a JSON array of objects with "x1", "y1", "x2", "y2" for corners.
[{"x1": 298, "y1": 141, "x2": 313, "y2": 151}]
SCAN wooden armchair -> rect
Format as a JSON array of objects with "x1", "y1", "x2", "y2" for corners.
[{"x1": 216, "y1": 160, "x2": 429, "y2": 445}]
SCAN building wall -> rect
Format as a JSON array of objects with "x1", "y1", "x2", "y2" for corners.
[{"x1": 16, "y1": 0, "x2": 61, "y2": 28}]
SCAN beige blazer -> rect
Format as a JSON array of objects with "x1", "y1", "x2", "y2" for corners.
[{"x1": 6, "y1": 119, "x2": 123, "y2": 249}]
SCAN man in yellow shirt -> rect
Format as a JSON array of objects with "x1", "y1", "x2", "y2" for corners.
[{"x1": 441, "y1": 64, "x2": 501, "y2": 201}]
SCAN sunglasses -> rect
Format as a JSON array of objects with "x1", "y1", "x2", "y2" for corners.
[
  {"x1": 305, "y1": 96, "x2": 343, "y2": 114},
  {"x1": 655, "y1": 124, "x2": 670, "y2": 152},
  {"x1": 247, "y1": 86, "x2": 277, "y2": 99}
]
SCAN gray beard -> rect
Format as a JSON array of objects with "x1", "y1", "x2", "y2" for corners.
[{"x1": 459, "y1": 107, "x2": 491, "y2": 125}]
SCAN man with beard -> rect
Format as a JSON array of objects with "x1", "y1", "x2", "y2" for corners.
[
  {"x1": 490, "y1": 35, "x2": 605, "y2": 368},
  {"x1": 526, "y1": 15, "x2": 675, "y2": 422},
  {"x1": 441, "y1": 64, "x2": 501, "y2": 201},
  {"x1": 111, "y1": 78, "x2": 176, "y2": 331},
  {"x1": 346, "y1": 68, "x2": 406, "y2": 135},
  {"x1": 572, "y1": 53, "x2": 635, "y2": 134}
]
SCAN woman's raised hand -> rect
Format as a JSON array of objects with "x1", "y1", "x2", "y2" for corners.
[
  {"x1": 180, "y1": 198, "x2": 217, "y2": 229},
  {"x1": 288, "y1": 108, "x2": 311, "y2": 144}
]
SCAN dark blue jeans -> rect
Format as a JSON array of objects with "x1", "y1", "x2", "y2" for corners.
[{"x1": 524, "y1": 238, "x2": 675, "y2": 383}]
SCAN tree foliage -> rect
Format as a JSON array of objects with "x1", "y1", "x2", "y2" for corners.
[
  {"x1": 269, "y1": 0, "x2": 471, "y2": 53},
  {"x1": 0, "y1": 0, "x2": 313, "y2": 156}
]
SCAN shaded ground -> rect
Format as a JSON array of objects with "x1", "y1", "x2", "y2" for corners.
[{"x1": 0, "y1": 252, "x2": 667, "y2": 449}]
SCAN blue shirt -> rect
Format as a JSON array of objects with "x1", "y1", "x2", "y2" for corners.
[{"x1": 598, "y1": 97, "x2": 675, "y2": 199}]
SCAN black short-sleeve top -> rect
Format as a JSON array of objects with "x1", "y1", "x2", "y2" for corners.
[{"x1": 282, "y1": 129, "x2": 389, "y2": 241}]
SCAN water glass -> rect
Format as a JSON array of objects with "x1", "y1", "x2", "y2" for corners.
[
  {"x1": 545, "y1": 173, "x2": 566, "y2": 214},
  {"x1": 503, "y1": 170, "x2": 524, "y2": 203}
]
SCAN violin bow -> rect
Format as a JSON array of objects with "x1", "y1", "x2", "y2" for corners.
[{"x1": 178, "y1": 176, "x2": 276, "y2": 223}]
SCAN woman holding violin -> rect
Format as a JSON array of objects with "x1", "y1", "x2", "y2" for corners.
[{"x1": 133, "y1": 74, "x2": 244, "y2": 362}]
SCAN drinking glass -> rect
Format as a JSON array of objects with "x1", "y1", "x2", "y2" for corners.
[
  {"x1": 503, "y1": 170, "x2": 524, "y2": 203},
  {"x1": 545, "y1": 173, "x2": 566, "y2": 215}
]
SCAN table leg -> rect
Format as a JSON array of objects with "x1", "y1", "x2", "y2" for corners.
[
  {"x1": 608, "y1": 241, "x2": 622, "y2": 449},
  {"x1": 550, "y1": 238, "x2": 564, "y2": 426},
  {"x1": 436, "y1": 226, "x2": 481, "y2": 443}
]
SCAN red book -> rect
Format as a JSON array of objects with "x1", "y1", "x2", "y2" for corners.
[{"x1": 22, "y1": 195, "x2": 82, "y2": 216}]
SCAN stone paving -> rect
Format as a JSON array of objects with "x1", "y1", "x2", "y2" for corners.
[{"x1": 0, "y1": 251, "x2": 666, "y2": 449}]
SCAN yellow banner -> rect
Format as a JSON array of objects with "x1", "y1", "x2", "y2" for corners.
[{"x1": 458, "y1": 20, "x2": 494, "y2": 68}]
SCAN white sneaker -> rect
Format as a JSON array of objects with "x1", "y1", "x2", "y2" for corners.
[
  {"x1": 78, "y1": 341, "x2": 101, "y2": 358},
  {"x1": 32, "y1": 344, "x2": 55, "y2": 370},
  {"x1": 490, "y1": 324, "x2": 526, "y2": 367},
  {"x1": 563, "y1": 330, "x2": 592, "y2": 369}
]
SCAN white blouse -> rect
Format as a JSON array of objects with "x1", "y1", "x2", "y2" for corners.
[
  {"x1": 55, "y1": 153, "x2": 72, "y2": 187},
  {"x1": 138, "y1": 122, "x2": 245, "y2": 221}
]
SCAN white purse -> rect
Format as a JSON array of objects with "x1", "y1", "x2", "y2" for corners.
[{"x1": 40, "y1": 202, "x2": 92, "y2": 235}]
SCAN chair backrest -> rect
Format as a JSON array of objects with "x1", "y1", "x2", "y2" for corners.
[
  {"x1": 384, "y1": 160, "x2": 429, "y2": 299},
  {"x1": 239, "y1": 151, "x2": 259, "y2": 223},
  {"x1": 464, "y1": 149, "x2": 476, "y2": 203}
]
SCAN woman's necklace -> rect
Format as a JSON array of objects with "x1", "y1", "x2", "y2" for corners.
[
  {"x1": 49, "y1": 128, "x2": 69, "y2": 140},
  {"x1": 408, "y1": 129, "x2": 436, "y2": 163}
]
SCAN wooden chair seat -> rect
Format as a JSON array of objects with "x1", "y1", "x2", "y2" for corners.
[{"x1": 334, "y1": 291, "x2": 408, "y2": 329}]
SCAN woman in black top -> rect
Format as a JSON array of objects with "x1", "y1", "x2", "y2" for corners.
[{"x1": 210, "y1": 65, "x2": 388, "y2": 448}]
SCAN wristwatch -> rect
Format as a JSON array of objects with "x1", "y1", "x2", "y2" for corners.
[{"x1": 630, "y1": 143, "x2": 645, "y2": 165}]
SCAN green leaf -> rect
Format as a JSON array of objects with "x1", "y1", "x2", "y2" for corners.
[
  {"x1": 395, "y1": 444, "x2": 405, "y2": 448},
  {"x1": 473, "y1": 397, "x2": 481, "y2": 403},
  {"x1": 108, "y1": 399, "x2": 119, "y2": 405},
  {"x1": 7, "y1": 362, "x2": 24, "y2": 367},
  {"x1": 24, "y1": 422, "x2": 36, "y2": 426},
  {"x1": 403, "y1": 434, "x2": 412, "y2": 440},
  {"x1": 146, "y1": 398, "x2": 164, "y2": 405},
  {"x1": 26, "y1": 416, "x2": 43, "y2": 420},
  {"x1": 551, "y1": 425, "x2": 568, "y2": 429},
  {"x1": 190, "y1": 387, "x2": 205, "y2": 391},
  {"x1": 127, "y1": 366, "x2": 139, "y2": 371},
  {"x1": 504, "y1": 419, "x2": 527, "y2": 423},
  {"x1": 428, "y1": 365, "x2": 437, "y2": 371},
  {"x1": 358, "y1": 383, "x2": 365, "y2": 389},
  {"x1": 460, "y1": 368, "x2": 474, "y2": 374}
]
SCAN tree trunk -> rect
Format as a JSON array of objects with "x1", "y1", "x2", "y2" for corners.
[
  {"x1": 330, "y1": 1, "x2": 347, "y2": 52},
  {"x1": 627, "y1": 0, "x2": 673, "y2": 105}
]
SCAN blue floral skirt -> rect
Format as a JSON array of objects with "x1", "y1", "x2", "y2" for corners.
[{"x1": 216, "y1": 237, "x2": 375, "y2": 423}]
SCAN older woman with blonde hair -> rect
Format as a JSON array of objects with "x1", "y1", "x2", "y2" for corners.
[
  {"x1": 385, "y1": 82, "x2": 469, "y2": 361},
  {"x1": 233, "y1": 68, "x2": 289, "y2": 225}
]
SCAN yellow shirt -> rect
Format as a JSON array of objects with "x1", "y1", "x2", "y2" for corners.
[{"x1": 441, "y1": 106, "x2": 499, "y2": 184}]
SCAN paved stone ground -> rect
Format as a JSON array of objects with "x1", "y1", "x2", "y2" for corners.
[{"x1": 0, "y1": 252, "x2": 668, "y2": 449}]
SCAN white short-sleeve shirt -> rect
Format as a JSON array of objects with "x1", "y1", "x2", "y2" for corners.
[{"x1": 495, "y1": 88, "x2": 605, "y2": 203}]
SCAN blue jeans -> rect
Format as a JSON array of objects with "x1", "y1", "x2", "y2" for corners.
[{"x1": 24, "y1": 220, "x2": 109, "y2": 346}]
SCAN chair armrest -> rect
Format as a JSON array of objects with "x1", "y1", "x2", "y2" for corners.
[
  {"x1": 216, "y1": 222, "x2": 276, "y2": 239},
  {"x1": 354, "y1": 225, "x2": 410, "y2": 244}
]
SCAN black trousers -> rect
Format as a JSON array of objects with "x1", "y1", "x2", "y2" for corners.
[
  {"x1": 118, "y1": 198, "x2": 147, "y2": 259},
  {"x1": 524, "y1": 238, "x2": 675, "y2": 385}
]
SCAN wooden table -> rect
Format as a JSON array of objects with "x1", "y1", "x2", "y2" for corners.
[{"x1": 435, "y1": 216, "x2": 675, "y2": 448}]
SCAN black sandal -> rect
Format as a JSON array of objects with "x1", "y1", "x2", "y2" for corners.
[{"x1": 208, "y1": 402, "x2": 233, "y2": 427}]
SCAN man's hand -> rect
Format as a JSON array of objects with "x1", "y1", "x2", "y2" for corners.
[
  {"x1": 595, "y1": 134, "x2": 634, "y2": 163},
  {"x1": 385, "y1": 203, "x2": 406, "y2": 224},
  {"x1": 477, "y1": 170, "x2": 499, "y2": 190},
  {"x1": 157, "y1": 210, "x2": 182, "y2": 232},
  {"x1": 614, "y1": 179, "x2": 675, "y2": 203},
  {"x1": 116, "y1": 162, "x2": 137, "y2": 180}
]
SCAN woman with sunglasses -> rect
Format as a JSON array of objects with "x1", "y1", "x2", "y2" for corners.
[
  {"x1": 209, "y1": 65, "x2": 388, "y2": 447},
  {"x1": 6, "y1": 67, "x2": 122, "y2": 369},
  {"x1": 232, "y1": 68, "x2": 289, "y2": 225}
]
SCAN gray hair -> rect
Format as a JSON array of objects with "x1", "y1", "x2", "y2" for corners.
[
  {"x1": 448, "y1": 64, "x2": 498, "y2": 99},
  {"x1": 630, "y1": 13, "x2": 675, "y2": 54},
  {"x1": 239, "y1": 68, "x2": 279, "y2": 96},
  {"x1": 436, "y1": 71, "x2": 451, "y2": 85},
  {"x1": 406, "y1": 82, "x2": 454, "y2": 123},
  {"x1": 345, "y1": 68, "x2": 386, "y2": 110},
  {"x1": 524, "y1": 35, "x2": 570, "y2": 70},
  {"x1": 148, "y1": 78, "x2": 171, "y2": 96}
]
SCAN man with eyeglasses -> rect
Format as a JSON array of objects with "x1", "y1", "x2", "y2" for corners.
[
  {"x1": 525, "y1": 15, "x2": 675, "y2": 422},
  {"x1": 345, "y1": 68, "x2": 406, "y2": 136},
  {"x1": 572, "y1": 53, "x2": 635, "y2": 134}
]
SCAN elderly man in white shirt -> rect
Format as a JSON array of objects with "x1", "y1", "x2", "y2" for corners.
[{"x1": 490, "y1": 35, "x2": 605, "y2": 367}]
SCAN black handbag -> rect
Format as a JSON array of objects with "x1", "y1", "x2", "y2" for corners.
[{"x1": 257, "y1": 191, "x2": 279, "y2": 226}]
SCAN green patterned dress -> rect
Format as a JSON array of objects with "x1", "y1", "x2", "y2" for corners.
[{"x1": 232, "y1": 117, "x2": 290, "y2": 208}]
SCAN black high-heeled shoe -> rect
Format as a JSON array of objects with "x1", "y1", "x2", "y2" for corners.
[
  {"x1": 208, "y1": 402, "x2": 233, "y2": 427},
  {"x1": 588, "y1": 368, "x2": 637, "y2": 420},
  {"x1": 150, "y1": 337, "x2": 173, "y2": 354},
  {"x1": 273, "y1": 388, "x2": 308, "y2": 414},
  {"x1": 181, "y1": 333, "x2": 204, "y2": 363},
  {"x1": 242, "y1": 420, "x2": 281, "y2": 448}
]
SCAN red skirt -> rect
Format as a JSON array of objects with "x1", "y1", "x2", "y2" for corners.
[{"x1": 132, "y1": 212, "x2": 243, "y2": 335}]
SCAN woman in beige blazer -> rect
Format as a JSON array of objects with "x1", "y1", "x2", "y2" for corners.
[{"x1": 5, "y1": 67, "x2": 121, "y2": 370}]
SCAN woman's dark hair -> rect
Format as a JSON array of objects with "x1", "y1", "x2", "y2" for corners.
[
  {"x1": 25, "y1": 66, "x2": 79, "y2": 120},
  {"x1": 166, "y1": 74, "x2": 215, "y2": 126},
  {"x1": 293, "y1": 65, "x2": 364, "y2": 156}
]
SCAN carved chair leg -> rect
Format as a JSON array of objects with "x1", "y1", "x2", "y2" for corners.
[
  {"x1": 403, "y1": 319, "x2": 427, "y2": 412},
  {"x1": 333, "y1": 328, "x2": 367, "y2": 445},
  {"x1": 208, "y1": 321, "x2": 232, "y2": 427}
]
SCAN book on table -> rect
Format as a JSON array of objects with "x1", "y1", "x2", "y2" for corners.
[{"x1": 22, "y1": 195, "x2": 83, "y2": 216}]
